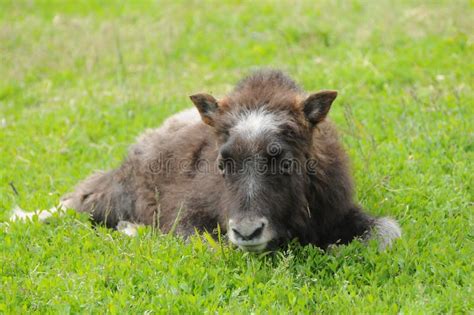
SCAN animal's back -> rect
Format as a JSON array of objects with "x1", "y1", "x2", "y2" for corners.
[{"x1": 61, "y1": 107, "x2": 222, "y2": 234}]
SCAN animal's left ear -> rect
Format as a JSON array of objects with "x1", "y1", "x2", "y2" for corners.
[
  {"x1": 189, "y1": 93, "x2": 219, "y2": 126},
  {"x1": 301, "y1": 90, "x2": 338, "y2": 126}
]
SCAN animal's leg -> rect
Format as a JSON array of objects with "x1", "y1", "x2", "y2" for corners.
[
  {"x1": 9, "y1": 202, "x2": 67, "y2": 222},
  {"x1": 60, "y1": 170, "x2": 135, "y2": 228},
  {"x1": 325, "y1": 206, "x2": 401, "y2": 250}
]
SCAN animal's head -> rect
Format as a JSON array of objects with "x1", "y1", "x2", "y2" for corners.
[{"x1": 190, "y1": 71, "x2": 337, "y2": 252}]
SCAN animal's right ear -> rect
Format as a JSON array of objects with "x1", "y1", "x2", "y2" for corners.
[
  {"x1": 189, "y1": 93, "x2": 219, "y2": 126},
  {"x1": 301, "y1": 90, "x2": 337, "y2": 126}
]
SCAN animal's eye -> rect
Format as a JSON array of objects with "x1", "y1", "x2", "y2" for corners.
[
  {"x1": 220, "y1": 146, "x2": 232, "y2": 160},
  {"x1": 218, "y1": 157, "x2": 235, "y2": 176},
  {"x1": 218, "y1": 159, "x2": 226, "y2": 174},
  {"x1": 280, "y1": 159, "x2": 292, "y2": 174}
]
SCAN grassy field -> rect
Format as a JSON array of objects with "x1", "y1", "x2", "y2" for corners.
[{"x1": 0, "y1": 0, "x2": 473, "y2": 313}]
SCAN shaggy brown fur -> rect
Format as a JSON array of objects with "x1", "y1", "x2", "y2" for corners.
[{"x1": 61, "y1": 69, "x2": 400, "y2": 251}]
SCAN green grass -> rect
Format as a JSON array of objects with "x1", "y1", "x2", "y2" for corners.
[{"x1": 1, "y1": 0, "x2": 473, "y2": 313}]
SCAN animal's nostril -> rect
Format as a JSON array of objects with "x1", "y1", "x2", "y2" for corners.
[
  {"x1": 248, "y1": 223, "x2": 264, "y2": 240},
  {"x1": 232, "y1": 222, "x2": 265, "y2": 241},
  {"x1": 232, "y1": 228, "x2": 243, "y2": 239}
]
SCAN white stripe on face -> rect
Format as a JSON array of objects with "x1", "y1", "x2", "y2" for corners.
[
  {"x1": 230, "y1": 109, "x2": 284, "y2": 198},
  {"x1": 242, "y1": 162, "x2": 259, "y2": 199},
  {"x1": 231, "y1": 109, "x2": 283, "y2": 140}
]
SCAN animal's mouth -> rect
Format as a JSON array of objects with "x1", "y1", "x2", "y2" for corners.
[
  {"x1": 228, "y1": 231, "x2": 271, "y2": 252},
  {"x1": 229, "y1": 235, "x2": 274, "y2": 253},
  {"x1": 237, "y1": 242, "x2": 268, "y2": 253},
  {"x1": 227, "y1": 229, "x2": 273, "y2": 253}
]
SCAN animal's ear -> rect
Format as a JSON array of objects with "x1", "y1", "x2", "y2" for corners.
[
  {"x1": 189, "y1": 93, "x2": 219, "y2": 126},
  {"x1": 301, "y1": 90, "x2": 338, "y2": 126}
]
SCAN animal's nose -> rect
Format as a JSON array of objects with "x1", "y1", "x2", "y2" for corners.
[{"x1": 229, "y1": 217, "x2": 267, "y2": 241}]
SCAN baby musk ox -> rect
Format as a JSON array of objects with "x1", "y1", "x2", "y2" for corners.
[{"x1": 59, "y1": 70, "x2": 401, "y2": 252}]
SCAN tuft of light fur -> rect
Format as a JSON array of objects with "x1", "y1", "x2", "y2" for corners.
[
  {"x1": 232, "y1": 109, "x2": 283, "y2": 140},
  {"x1": 370, "y1": 217, "x2": 402, "y2": 250},
  {"x1": 116, "y1": 221, "x2": 142, "y2": 236}
]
